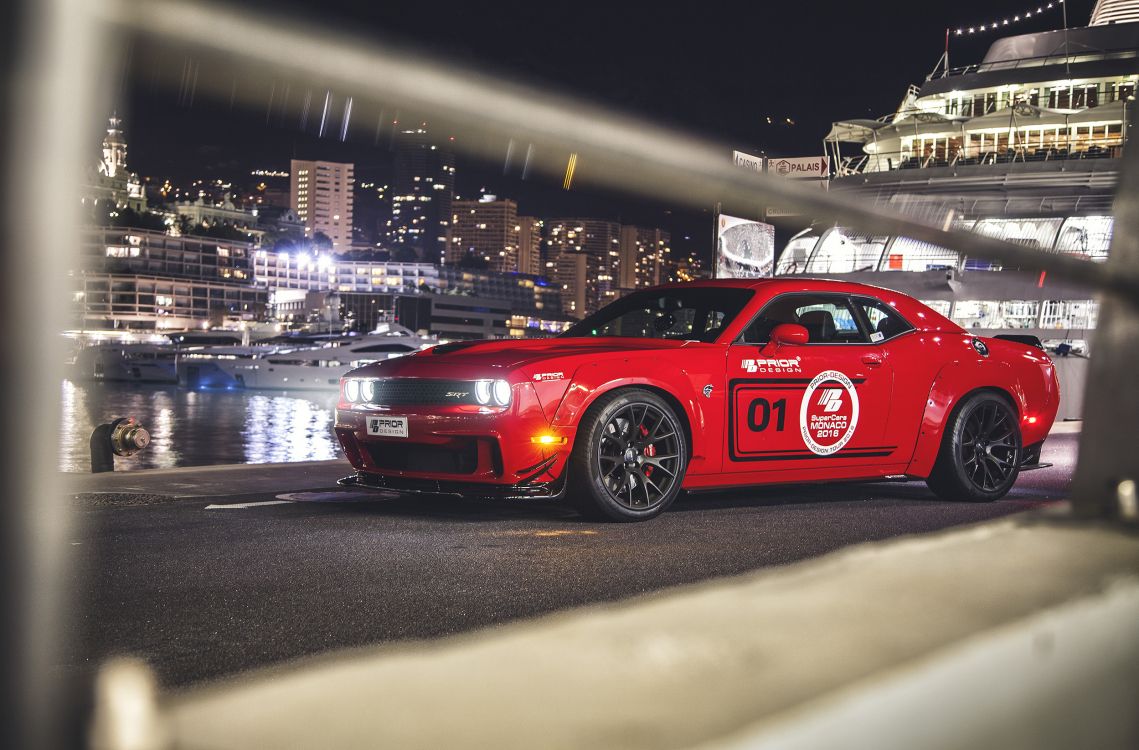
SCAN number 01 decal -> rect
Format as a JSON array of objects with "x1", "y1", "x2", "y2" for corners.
[{"x1": 747, "y1": 398, "x2": 786, "y2": 432}]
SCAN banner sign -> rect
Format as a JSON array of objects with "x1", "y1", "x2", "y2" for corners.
[
  {"x1": 716, "y1": 214, "x2": 775, "y2": 279},
  {"x1": 732, "y1": 150, "x2": 764, "y2": 173},
  {"x1": 766, "y1": 156, "x2": 829, "y2": 179}
]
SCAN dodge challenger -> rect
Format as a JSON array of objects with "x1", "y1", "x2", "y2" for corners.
[{"x1": 335, "y1": 279, "x2": 1058, "y2": 521}]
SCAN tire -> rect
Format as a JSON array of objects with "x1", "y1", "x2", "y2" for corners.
[
  {"x1": 567, "y1": 389, "x2": 688, "y2": 522},
  {"x1": 926, "y1": 391, "x2": 1022, "y2": 502}
]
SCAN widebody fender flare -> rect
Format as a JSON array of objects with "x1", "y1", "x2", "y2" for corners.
[
  {"x1": 906, "y1": 359, "x2": 1027, "y2": 478},
  {"x1": 550, "y1": 360, "x2": 711, "y2": 472}
]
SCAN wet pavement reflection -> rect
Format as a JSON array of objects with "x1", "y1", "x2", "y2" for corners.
[{"x1": 61, "y1": 379, "x2": 342, "y2": 472}]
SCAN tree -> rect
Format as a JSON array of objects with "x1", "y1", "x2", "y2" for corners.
[{"x1": 312, "y1": 232, "x2": 334, "y2": 251}]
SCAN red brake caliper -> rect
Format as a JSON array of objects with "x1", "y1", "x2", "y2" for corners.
[{"x1": 640, "y1": 425, "x2": 655, "y2": 477}]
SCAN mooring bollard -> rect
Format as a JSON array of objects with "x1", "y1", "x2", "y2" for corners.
[{"x1": 90, "y1": 417, "x2": 151, "y2": 473}]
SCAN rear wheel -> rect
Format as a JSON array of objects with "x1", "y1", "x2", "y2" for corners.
[
  {"x1": 926, "y1": 391, "x2": 1021, "y2": 502},
  {"x1": 568, "y1": 389, "x2": 687, "y2": 522}
]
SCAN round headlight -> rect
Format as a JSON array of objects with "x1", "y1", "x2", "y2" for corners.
[
  {"x1": 474, "y1": 379, "x2": 492, "y2": 405},
  {"x1": 344, "y1": 379, "x2": 360, "y2": 402},
  {"x1": 361, "y1": 379, "x2": 375, "y2": 402},
  {"x1": 492, "y1": 379, "x2": 511, "y2": 406}
]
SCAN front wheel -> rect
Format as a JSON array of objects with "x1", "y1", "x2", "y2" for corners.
[
  {"x1": 926, "y1": 391, "x2": 1021, "y2": 502},
  {"x1": 568, "y1": 389, "x2": 688, "y2": 522}
]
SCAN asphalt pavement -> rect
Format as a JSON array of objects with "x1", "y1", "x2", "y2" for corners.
[{"x1": 61, "y1": 433, "x2": 1077, "y2": 692}]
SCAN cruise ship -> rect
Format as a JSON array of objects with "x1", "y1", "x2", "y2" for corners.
[{"x1": 776, "y1": 0, "x2": 1137, "y2": 419}]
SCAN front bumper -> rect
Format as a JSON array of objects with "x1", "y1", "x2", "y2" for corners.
[{"x1": 334, "y1": 394, "x2": 573, "y2": 492}]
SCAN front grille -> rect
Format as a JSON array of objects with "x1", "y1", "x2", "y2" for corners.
[
  {"x1": 366, "y1": 439, "x2": 479, "y2": 474},
  {"x1": 366, "y1": 378, "x2": 479, "y2": 406}
]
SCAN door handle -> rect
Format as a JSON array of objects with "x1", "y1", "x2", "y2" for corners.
[{"x1": 861, "y1": 354, "x2": 883, "y2": 367}]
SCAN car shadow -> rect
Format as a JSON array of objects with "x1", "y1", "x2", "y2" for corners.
[
  {"x1": 670, "y1": 480, "x2": 940, "y2": 512},
  {"x1": 278, "y1": 472, "x2": 1063, "y2": 523}
]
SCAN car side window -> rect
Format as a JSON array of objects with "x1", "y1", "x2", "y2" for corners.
[
  {"x1": 856, "y1": 298, "x2": 913, "y2": 342},
  {"x1": 739, "y1": 294, "x2": 868, "y2": 345}
]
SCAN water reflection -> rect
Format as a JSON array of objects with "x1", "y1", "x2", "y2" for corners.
[{"x1": 60, "y1": 379, "x2": 342, "y2": 472}]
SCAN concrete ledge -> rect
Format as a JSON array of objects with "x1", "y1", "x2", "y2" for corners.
[{"x1": 157, "y1": 518, "x2": 1139, "y2": 749}]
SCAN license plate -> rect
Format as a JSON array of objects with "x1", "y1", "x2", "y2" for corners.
[{"x1": 366, "y1": 415, "x2": 408, "y2": 438}]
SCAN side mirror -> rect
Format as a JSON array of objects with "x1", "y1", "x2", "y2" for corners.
[{"x1": 770, "y1": 323, "x2": 809, "y2": 346}]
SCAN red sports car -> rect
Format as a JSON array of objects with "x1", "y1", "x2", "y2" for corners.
[{"x1": 335, "y1": 279, "x2": 1058, "y2": 521}]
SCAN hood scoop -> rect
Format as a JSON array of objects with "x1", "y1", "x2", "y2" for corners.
[{"x1": 431, "y1": 341, "x2": 488, "y2": 356}]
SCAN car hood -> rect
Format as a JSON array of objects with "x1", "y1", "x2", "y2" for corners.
[{"x1": 354, "y1": 337, "x2": 702, "y2": 379}]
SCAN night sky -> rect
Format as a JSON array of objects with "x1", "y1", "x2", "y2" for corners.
[{"x1": 120, "y1": 0, "x2": 1095, "y2": 257}]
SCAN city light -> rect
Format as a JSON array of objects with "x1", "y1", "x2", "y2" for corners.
[{"x1": 955, "y1": 1, "x2": 1063, "y2": 34}]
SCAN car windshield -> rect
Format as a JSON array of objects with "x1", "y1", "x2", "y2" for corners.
[{"x1": 561, "y1": 287, "x2": 754, "y2": 342}]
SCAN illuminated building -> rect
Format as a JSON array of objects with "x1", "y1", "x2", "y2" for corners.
[
  {"x1": 252, "y1": 252, "x2": 569, "y2": 339},
  {"x1": 449, "y1": 196, "x2": 542, "y2": 275},
  {"x1": 618, "y1": 226, "x2": 674, "y2": 289},
  {"x1": 72, "y1": 228, "x2": 265, "y2": 331},
  {"x1": 86, "y1": 114, "x2": 146, "y2": 212},
  {"x1": 289, "y1": 159, "x2": 354, "y2": 252},
  {"x1": 390, "y1": 124, "x2": 456, "y2": 261},
  {"x1": 546, "y1": 219, "x2": 621, "y2": 317}
]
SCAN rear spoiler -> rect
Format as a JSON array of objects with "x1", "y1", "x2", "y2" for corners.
[{"x1": 992, "y1": 334, "x2": 1044, "y2": 350}]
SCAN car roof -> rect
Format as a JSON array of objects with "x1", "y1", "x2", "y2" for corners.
[{"x1": 648, "y1": 277, "x2": 962, "y2": 335}]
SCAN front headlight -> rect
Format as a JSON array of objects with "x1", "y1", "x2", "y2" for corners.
[
  {"x1": 492, "y1": 379, "x2": 511, "y2": 406},
  {"x1": 361, "y1": 379, "x2": 375, "y2": 402},
  {"x1": 474, "y1": 379, "x2": 492, "y2": 405},
  {"x1": 344, "y1": 379, "x2": 360, "y2": 402}
]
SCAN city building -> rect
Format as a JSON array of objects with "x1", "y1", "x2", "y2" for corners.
[
  {"x1": 251, "y1": 251, "x2": 569, "y2": 339},
  {"x1": 517, "y1": 215, "x2": 543, "y2": 277},
  {"x1": 173, "y1": 193, "x2": 261, "y2": 240},
  {"x1": 546, "y1": 219, "x2": 621, "y2": 316},
  {"x1": 779, "y1": 0, "x2": 1137, "y2": 418},
  {"x1": 86, "y1": 114, "x2": 146, "y2": 212},
  {"x1": 618, "y1": 225, "x2": 674, "y2": 289},
  {"x1": 390, "y1": 124, "x2": 456, "y2": 261},
  {"x1": 71, "y1": 228, "x2": 265, "y2": 331},
  {"x1": 289, "y1": 159, "x2": 355, "y2": 252},
  {"x1": 448, "y1": 196, "x2": 543, "y2": 274}
]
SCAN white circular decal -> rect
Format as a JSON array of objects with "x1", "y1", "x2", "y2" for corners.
[{"x1": 799, "y1": 370, "x2": 860, "y2": 456}]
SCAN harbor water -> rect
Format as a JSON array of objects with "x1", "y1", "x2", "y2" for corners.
[{"x1": 61, "y1": 379, "x2": 343, "y2": 472}]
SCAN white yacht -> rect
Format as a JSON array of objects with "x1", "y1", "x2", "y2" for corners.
[
  {"x1": 207, "y1": 324, "x2": 439, "y2": 391},
  {"x1": 70, "y1": 330, "x2": 248, "y2": 384},
  {"x1": 775, "y1": 0, "x2": 1136, "y2": 419},
  {"x1": 73, "y1": 343, "x2": 180, "y2": 384}
]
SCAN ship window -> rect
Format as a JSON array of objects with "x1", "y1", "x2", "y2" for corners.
[
  {"x1": 775, "y1": 233, "x2": 817, "y2": 275},
  {"x1": 1054, "y1": 216, "x2": 1113, "y2": 261},
  {"x1": 880, "y1": 237, "x2": 958, "y2": 272},
  {"x1": 952, "y1": 301, "x2": 1042, "y2": 330},
  {"x1": 805, "y1": 230, "x2": 887, "y2": 274},
  {"x1": 1073, "y1": 85, "x2": 1098, "y2": 109},
  {"x1": 919, "y1": 300, "x2": 952, "y2": 317}
]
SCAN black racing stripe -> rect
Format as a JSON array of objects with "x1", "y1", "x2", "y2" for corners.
[
  {"x1": 735, "y1": 446, "x2": 898, "y2": 456},
  {"x1": 731, "y1": 450, "x2": 895, "y2": 463}
]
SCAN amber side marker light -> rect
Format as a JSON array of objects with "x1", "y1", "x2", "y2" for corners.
[{"x1": 531, "y1": 435, "x2": 567, "y2": 445}]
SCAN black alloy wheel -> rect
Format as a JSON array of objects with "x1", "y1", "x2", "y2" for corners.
[
  {"x1": 568, "y1": 389, "x2": 687, "y2": 521},
  {"x1": 927, "y1": 391, "x2": 1022, "y2": 502}
]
